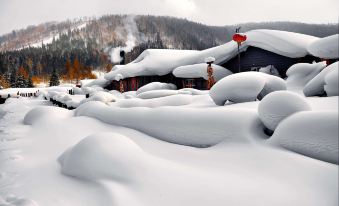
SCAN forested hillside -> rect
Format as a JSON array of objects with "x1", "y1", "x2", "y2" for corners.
[{"x1": 0, "y1": 15, "x2": 337, "y2": 87}]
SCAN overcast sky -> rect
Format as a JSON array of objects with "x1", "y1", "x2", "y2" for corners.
[{"x1": 0, "y1": 0, "x2": 338, "y2": 35}]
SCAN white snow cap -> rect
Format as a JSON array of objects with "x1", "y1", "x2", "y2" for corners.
[
  {"x1": 173, "y1": 63, "x2": 232, "y2": 81},
  {"x1": 258, "y1": 91, "x2": 311, "y2": 131},
  {"x1": 209, "y1": 72, "x2": 286, "y2": 105},
  {"x1": 104, "y1": 49, "x2": 199, "y2": 81},
  {"x1": 103, "y1": 29, "x2": 319, "y2": 82},
  {"x1": 204, "y1": 56, "x2": 216, "y2": 63},
  {"x1": 308, "y1": 34, "x2": 339, "y2": 59}
]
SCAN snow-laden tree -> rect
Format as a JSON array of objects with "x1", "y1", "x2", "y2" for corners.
[
  {"x1": 16, "y1": 74, "x2": 27, "y2": 88},
  {"x1": 27, "y1": 73, "x2": 34, "y2": 88},
  {"x1": 49, "y1": 68, "x2": 60, "y2": 86}
]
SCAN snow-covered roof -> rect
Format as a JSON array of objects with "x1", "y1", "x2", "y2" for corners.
[
  {"x1": 307, "y1": 34, "x2": 339, "y2": 59},
  {"x1": 173, "y1": 63, "x2": 232, "y2": 81},
  {"x1": 105, "y1": 49, "x2": 199, "y2": 81},
  {"x1": 104, "y1": 29, "x2": 321, "y2": 81}
]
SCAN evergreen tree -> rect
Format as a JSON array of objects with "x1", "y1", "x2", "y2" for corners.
[
  {"x1": 49, "y1": 68, "x2": 60, "y2": 86},
  {"x1": 27, "y1": 73, "x2": 34, "y2": 88},
  {"x1": 10, "y1": 67, "x2": 16, "y2": 88},
  {"x1": 16, "y1": 74, "x2": 27, "y2": 88}
]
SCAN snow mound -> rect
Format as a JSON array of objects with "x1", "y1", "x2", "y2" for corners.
[
  {"x1": 286, "y1": 62, "x2": 326, "y2": 88},
  {"x1": 136, "y1": 90, "x2": 180, "y2": 99},
  {"x1": 173, "y1": 63, "x2": 232, "y2": 81},
  {"x1": 116, "y1": 94, "x2": 193, "y2": 108},
  {"x1": 257, "y1": 73, "x2": 287, "y2": 99},
  {"x1": 80, "y1": 91, "x2": 116, "y2": 104},
  {"x1": 0, "y1": 194, "x2": 39, "y2": 206},
  {"x1": 75, "y1": 101, "x2": 260, "y2": 146},
  {"x1": 24, "y1": 106, "x2": 72, "y2": 125},
  {"x1": 303, "y1": 62, "x2": 338, "y2": 97},
  {"x1": 72, "y1": 86, "x2": 84, "y2": 95},
  {"x1": 81, "y1": 86, "x2": 104, "y2": 95},
  {"x1": 258, "y1": 91, "x2": 311, "y2": 131},
  {"x1": 59, "y1": 132, "x2": 146, "y2": 181},
  {"x1": 209, "y1": 72, "x2": 286, "y2": 105},
  {"x1": 269, "y1": 111, "x2": 339, "y2": 164},
  {"x1": 324, "y1": 67, "x2": 339, "y2": 96},
  {"x1": 136, "y1": 82, "x2": 177, "y2": 95},
  {"x1": 178, "y1": 88, "x2": 209, "y2": 95},
  {"x1": 308, "y1": 34, "x2": 339, "y2": 59}
]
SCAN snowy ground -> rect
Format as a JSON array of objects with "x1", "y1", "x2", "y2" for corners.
[
  {"x1": 1, "y1": 62, "x2": 338, "y2": 206},
  {"x1": 0, "y1": 88, "x2": 338, "y2": 206}
]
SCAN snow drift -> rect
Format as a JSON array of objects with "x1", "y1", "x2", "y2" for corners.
[
  {"x1": 136, "y1": 82, "x2": 177, "y2": 95},
  {"x1": 258, "y1": 91, "x2": 311, "y2": 131},
  {"x1": 24, "y1": 106, "x2": 72, "y2": 125},
  {"x1": 269, "y1": 111, "x2": 339, "y2": 164},
  {"x1": 115, "y1": 94, "x2": 193, "y2": 108},
  {"x1": 59, "y1": 133, "x2": 146, "y2": 181},
  {"x1": 75, "y1": 101, "x2": 262, "y2": 146}
]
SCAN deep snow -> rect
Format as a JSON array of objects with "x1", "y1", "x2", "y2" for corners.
[{"x1": 0, "y1": 61, "x2": 338, "y2": 206}]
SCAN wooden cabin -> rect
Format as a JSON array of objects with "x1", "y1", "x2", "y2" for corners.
[
  {"x1": 220, "y1": 46, "x2": 319, "y2": 78},
  {"x1": 105, "y1": 47, "x2": 323, "y2": 92},
  {"x1": 105, "y1": 73, "x2": 184, "y2": 91}
]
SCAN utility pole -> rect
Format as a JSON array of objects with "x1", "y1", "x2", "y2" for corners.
[{"x1": 236, "y1": 27, "x2": 241, "y2": 73}]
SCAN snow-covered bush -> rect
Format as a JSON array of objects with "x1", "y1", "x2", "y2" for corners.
[
  {"x1": 303, "y1": 62, "x2": 338, "y2": 97},
  {"x1": 209, "y1": 72, "x2": 286, "y2": 105},
  {"x1": 59, "y1": 133, "x2": 146, "y2": 181},
  {"x1": 136, "y1": 82, "x2": 177, "y2": 95},
  {"x1": 116, "y1": 94, "x2": 193, "y2": 108},
  {"x1": 286, "y1": 62, "x2": 326, "y2": 88},
  {"x1": 269, "y1": 111, "x2": 338, "y2": 164},
  {"x1": 258, "y1": 91, "x2": 311, "y2": 131}
]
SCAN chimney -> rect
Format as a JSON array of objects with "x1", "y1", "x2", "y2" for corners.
[{"x1": 120, "y1": 50, "x2": 126, "y2": 65}]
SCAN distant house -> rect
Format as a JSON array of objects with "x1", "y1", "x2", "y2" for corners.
[
  {"x1": 221, "y1": 46, "x2": 319, "y2": 77},
  {"x1": 103, "y1": 30, "x2": 338, "y2": 92}
]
